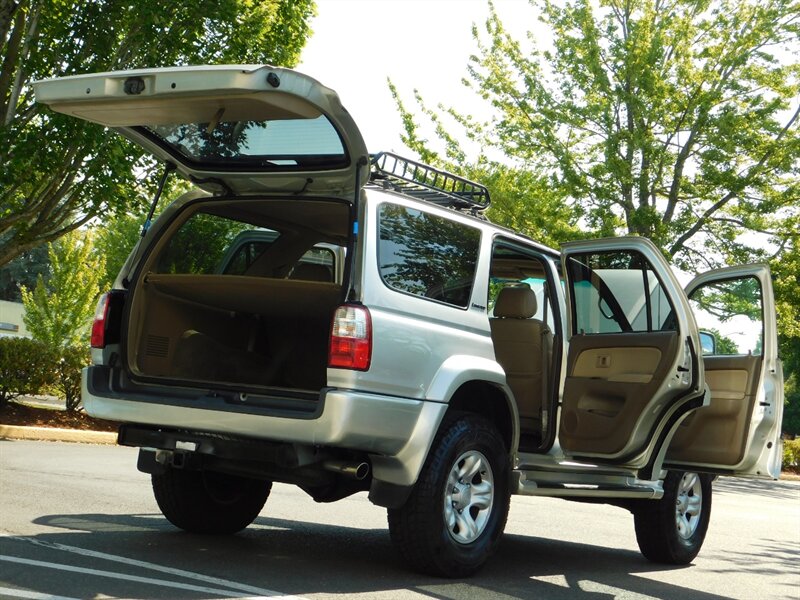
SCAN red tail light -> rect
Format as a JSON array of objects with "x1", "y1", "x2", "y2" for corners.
[
  {"x1": 329, "y1": 305, "x2": 372, "y2": 370},
  {"x1": 90, "y1": 293, "x2": 110, "y2": 348}
]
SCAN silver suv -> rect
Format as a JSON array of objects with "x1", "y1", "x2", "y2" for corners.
[{"x1": 35, "y1": 65, "x2": 784, "y2": 577}]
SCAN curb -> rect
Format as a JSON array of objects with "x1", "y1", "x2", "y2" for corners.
[{"x1": 0, "y1": 425, "x2": 117, "y2": 444}]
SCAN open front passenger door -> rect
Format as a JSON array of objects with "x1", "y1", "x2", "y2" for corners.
[
  {"x1": 665, "y1": 265, "x2": 783, "y2": 478},
  {"x1": 559, "y1": 238, "x2": 704, "y2": 468}
]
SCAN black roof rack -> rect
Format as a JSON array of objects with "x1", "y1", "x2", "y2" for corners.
[{"x1": 369, "y1": 152, "x2": 490, "y2": 212}]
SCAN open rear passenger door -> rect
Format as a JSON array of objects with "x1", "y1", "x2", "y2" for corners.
[
  {"x1": 665, "y1": 265, "x2": 783, "y2": 478},
  {"x1": 559, "y1": 238, "x2": 705, "y2": 468}
]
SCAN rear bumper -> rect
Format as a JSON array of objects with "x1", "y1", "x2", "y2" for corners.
[{"x1": 82, "y1": 366, "x2": 446, "y2": 488}]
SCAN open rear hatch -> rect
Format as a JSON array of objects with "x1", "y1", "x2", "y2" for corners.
[
  {"x1": 35, "y1": 65, "x2": 369, "y2": 397},
  {"x1": 34, "y1": 64, "x2": 369, "y2": 196}
]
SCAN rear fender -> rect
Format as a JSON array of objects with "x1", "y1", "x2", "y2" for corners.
[{"x1": 369, "y1": 356, "x2": 518, "y2": 507}]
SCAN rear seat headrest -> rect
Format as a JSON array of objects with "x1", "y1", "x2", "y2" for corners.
[{"x1": 494, "y1": 285, "x2": 537, "y2": 319}]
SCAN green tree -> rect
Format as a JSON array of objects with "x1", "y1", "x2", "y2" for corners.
[
  {"x1": 701, "y1": 327, "x2": 740, "y2": 355},
  {"x1": 0, "y1": 0, "x2": 316, "y2": 267},
  {"x1": 21, "y1": 229, "x2": 102, "y2": 348},
  {"x1": 394, "y1": 0, "x2": 800, "y2": 411},
  {"x1": 389, "y1": 83, "x2": 587, "y2": 247},
  {"x1": 0, "y1": 243, "x2": 48, "y2": 301},
  {"x1": 395, "y1": 0, "x2": 798, "y2": 267},
  {"x1": 93, "y1": 211, "x2": 143, "y2": 292}
]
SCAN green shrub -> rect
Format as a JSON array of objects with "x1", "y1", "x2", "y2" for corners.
[
  {"x1": 54, "y1": 345, "x2": 90, "y2": 412},
  {"x1": 0, "y1": 337, "x2": 56, "y2": 408},
  {"x1": 782, "y1": 373, "x2": 800, "y2": 437},
  {"x1": 783, "y1": 438, "x2": 800, "y2": 471}
]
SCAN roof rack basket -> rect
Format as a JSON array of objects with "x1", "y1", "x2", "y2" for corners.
[{"x1": 370, "y1": 152, "x2": 490, "y2": 211}]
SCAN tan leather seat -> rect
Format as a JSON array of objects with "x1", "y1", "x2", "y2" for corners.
[{"x1": 490, "y1": 286, "x2": 553, "y2": 434}]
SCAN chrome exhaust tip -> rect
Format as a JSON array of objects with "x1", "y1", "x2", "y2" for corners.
[{"x1": 322, "y1": 460, "x2": 370, "y2": 480}]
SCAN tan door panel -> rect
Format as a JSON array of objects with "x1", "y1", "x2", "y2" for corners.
[
  {"x1": 667, "y1": 356, "x2": 760, "y2": 465},
  {"x1": 572, "y1": 347, "x2": 661, "y2": 383},
  {"x1": 560, "y1": 331, "x2": 678, "y2": 455},
  {"x1": 704, "y1": 369, "x2": 748, "y2": 400}
]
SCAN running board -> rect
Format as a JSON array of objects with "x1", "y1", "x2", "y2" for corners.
[{"x1": 514, "y1": 469, "x2": 663, "y2": 500}]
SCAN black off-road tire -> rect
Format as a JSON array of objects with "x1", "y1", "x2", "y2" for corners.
[
  {"x1": 633, "y1": 470, "x2": 712, "y2": 564},
  {"x1": 388, "y1": 412, "x2": 510, "y2": 577},
  {"x1": 152, "y1": 468, "x2": 272, "y2": 534}
]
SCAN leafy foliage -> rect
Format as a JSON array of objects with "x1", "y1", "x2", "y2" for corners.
[
  {"x1": 0, "y1": 0, "x2": 316, "y2": 267},
  {"x1": 395, "y1": 0, "x2": 798, "y2": 264},
  {"x1": 21, "y1": 230, "x2": 102, "y2": 348},
  {"x1": 393, "y1": 0, "x2": 799, "y2": 412},
  {"x1": 0, "y1": 243, "x2": 48, "y2": 301},
  {"x1": 700, "y1": 327, "x2": 740, "y2": 356},
  {"x1": 389, "y1": 82, "x2": 587, "y2": 247},
  {"x1": 784, "y1": 437, "x2": 800, "y2": 469},
  {"x1": 93, "y1": 211, "x2": 145, "y2": 292},
  {"x1": 690, "y1": 278, "x2": 762, "y2": 323},
  {"x1": 0, "y1": 337, "x2": 55, "y2": 407},
  {"x1": 54, "y1": 345, "x2": 90, "y2": 412},
  {"x1": 156, "y1": 211, "x2": 254, "y2": 275}
]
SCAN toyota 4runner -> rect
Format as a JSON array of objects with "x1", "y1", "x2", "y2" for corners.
[{"x1": 34, "y1": 65, "x2": 784, "y2": 577}]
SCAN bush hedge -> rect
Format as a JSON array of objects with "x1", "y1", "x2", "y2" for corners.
[
  {"x1": 0, "y1": 338, "x2": 88, "y2": 411},
  {"x1": 54, "y1": 345, "x2": 91, "y2": 411},
  {"x1": 0, "y1": 337, "x2": 56, "y2": 408},
  {"x1": 784, "y1": 438, "x2": 800, "y2": 471}
]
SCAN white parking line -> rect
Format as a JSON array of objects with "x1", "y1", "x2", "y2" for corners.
[
  {"x1": 2, "y1": 535, "x2": 306, "y2": 599},
  {"x1": 0, "y1": 586, "x2": 80, "y2": 600},
  {"x1": 0, "y1": 556, "x2": 267, "y2": 598}
]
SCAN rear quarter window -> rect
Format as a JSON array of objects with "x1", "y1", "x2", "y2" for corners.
[
  {"x1": 377, "y1": 203, "x2": 481, "y2": 308},
  {"x1": 156, "y1": 212, "x2": 270, "y2": 274}
]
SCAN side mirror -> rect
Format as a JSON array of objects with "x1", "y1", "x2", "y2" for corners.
[{"x1": 699, "y1": 330, "x2": 716, "y2": 355}]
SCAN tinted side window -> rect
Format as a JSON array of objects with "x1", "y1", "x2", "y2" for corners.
[
  {"x1": 488, "y1": 244, "x2": 557, "y2": 330},
  {"x1": 378, "y1": 203, "x2": 480, "y2": 308},
  {"x1": 689, "y1": 276, "x2": 763, "y2": 356},
  {"x1": 156, "y1": 212, "x2": 276, "y2": 275},
  {"x1": 288, "y1": 247, "x2": 336, "y2": 282},
  {"x1": 567, "y1": 251, "x2": 675, "y2": 334},
  {"x1": 223, "y1": 241, "x2": 271, "y2": 275}
]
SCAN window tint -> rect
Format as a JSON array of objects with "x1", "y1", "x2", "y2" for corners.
[
  {"x1": 223, "y1": 240, "x2": 272, "y2": 275},
  {"x1": 689, "y1": 277, "x2": 763, "y2": 356},
  {"x1": 287, "y1": 247, "x2": 336, "y2": 282},
  {"x1": 378, "y1": 203, "x2": 480, "y2": 308},
  {"x1": 488, "y1": 244, "x2": 555, "y2": 329},
  {"x1": 298, "y1": 246, "x2": 334, "y2": 269},
  {"x1": 142, "y1": 115, "x2": 346, "y2": 168},
  {"x1": 157, "y1": 212, "x2": 277, "y2": 275},
  {"x1": 567, "y1": 251, "x2": 675, "y2": 334}
]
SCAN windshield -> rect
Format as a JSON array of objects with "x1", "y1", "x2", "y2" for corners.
[{"x1": 138, "y1": 114, "x2": 347, "y2": 169}]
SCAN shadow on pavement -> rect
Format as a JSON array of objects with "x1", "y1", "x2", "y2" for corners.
[
  {"x1": 5, "y1": 511, "x2": 744, "y2": 599},
  {"x1": 712, "y1": 476, "x2": 800, "y2": 502}
]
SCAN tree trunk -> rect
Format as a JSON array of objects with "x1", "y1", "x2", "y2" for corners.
[
  {"x1": 0, "y1": 3, "x2": 24, "y2": 121},
  {"x1": 0, "y1": 0, "x2": 20, "y2": 46},
  {"x1": 4, "y1": 0, "x2": 37, "y2": 125}
]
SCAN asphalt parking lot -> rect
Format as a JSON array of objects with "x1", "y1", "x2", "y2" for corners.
[{"x1": 1, "y1": 440, "x2": 798, "y2": 599}]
